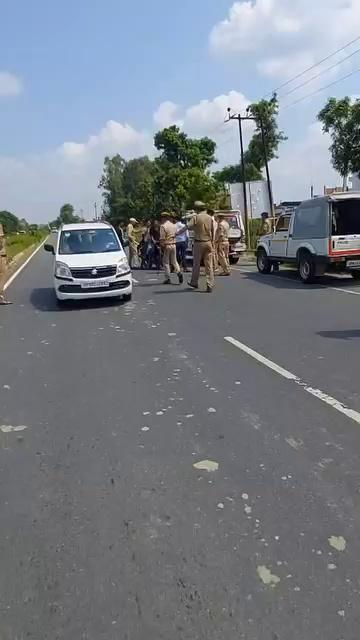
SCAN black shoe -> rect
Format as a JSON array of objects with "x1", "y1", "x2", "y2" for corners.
[
  {"x1": 178, "y1": 272, "x2": 184, "y2": 284},
  {"x1": 188, "y1": 282, "x2": 198, "y2": 289},
  {"x1": 163, "y1": 279, "x2": 171, "y2": 285},
  {"x1": 206, "y1": 285, "x2": 213, "y2": 293}
]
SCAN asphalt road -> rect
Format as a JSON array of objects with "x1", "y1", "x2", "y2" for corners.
[{"x1": 1, "y1": 250, "x2": 360, "y2": 639}]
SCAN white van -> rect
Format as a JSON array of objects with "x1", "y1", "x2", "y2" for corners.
[
  {"x1": 44, "y1": 222, "x2": 132, "y2": 304},
  {"x1": 257, "y1": 192, "x2": 360, "y2": 283}
]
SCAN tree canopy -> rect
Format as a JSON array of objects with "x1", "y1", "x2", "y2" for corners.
[
  {"x1": 50, "y1": 203, "x2": 80, "y2": 228},
  {"x1": 0, "y1": 211, "x2": 20, "y2": 234},
  {"x1": 318, "y1": 97, "x2": 360, "y2": 188}
]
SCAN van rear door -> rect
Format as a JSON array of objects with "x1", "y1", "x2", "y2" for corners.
[{"x1": 330, "y1": 199, "x2": 360, "y2": 258}]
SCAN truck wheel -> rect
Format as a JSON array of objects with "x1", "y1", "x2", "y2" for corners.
[
  {"x1": 298, "y1": 252, "x2": 315, "y2": 283},
  {"x1": 257, "y1": 249, "x2": 271, "y2": 274},
  {"x1": 351, "y1": 271, "x2": 360, "y2": 280}
]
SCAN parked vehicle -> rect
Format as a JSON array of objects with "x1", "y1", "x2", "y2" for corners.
[
  {"x1": 44, "y1": 222, "x2": 132, "y2": 304},
  {"x1": 257, "y1": 192, "x2": 360, "y2": 283},
  {"x1": 186, "y1": 209, "x2": 246, "y2": 264}
]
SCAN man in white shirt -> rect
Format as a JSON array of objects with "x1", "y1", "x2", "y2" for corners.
[{"x1": 175, "y1": 215, "x2": 189, "y2": 272}]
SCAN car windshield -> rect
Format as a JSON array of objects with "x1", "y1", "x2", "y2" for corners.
[
  {"x1": 59, "y1": 229, "x2": 120, "y2": 255},
  {"x1": 225, "y1": 215, "x2": 240, "y2": 230}
]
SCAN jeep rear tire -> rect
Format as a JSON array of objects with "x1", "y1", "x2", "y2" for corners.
[{"x1": 298, "y1": 252, "x2": 316, "y2": 284}]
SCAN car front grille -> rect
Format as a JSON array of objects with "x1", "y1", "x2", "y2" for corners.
[{"x1": 70, "y1": 265, "x2": 117, "y2": 279}]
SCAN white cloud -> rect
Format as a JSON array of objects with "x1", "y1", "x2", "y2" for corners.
[
  {"x1": 153, "y1": 101, "x2": 182, "y2": 129},
  {"x1": 0, "y1": 71, "x2": 23, "y2": 97},
  {"x1": 210, "y1": 0, "x2": 360, "y2": 83}
]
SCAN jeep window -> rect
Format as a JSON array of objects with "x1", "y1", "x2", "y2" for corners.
[
  {"x1": 292, "y1": 205, "x2": 327, "y2": 239},
  {"x1": 276, "y1": 216, "x2": 290, "y2": 232}
]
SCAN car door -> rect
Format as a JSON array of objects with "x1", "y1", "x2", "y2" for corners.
[{"x1": 270, "y1": 215, "x2": 290, "y2": 257}]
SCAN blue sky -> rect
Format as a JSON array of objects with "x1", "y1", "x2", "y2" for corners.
[{"x1": 1, "y1": 0, "x2": 360, "y2": 220}]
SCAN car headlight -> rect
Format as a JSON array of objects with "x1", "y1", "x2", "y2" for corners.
[
  {"x1": 55, "y1": 261, "x2": 72, "y2": 279},
  {"x1": 116, "y1": 257, "x2": 130, "y2": 275}
]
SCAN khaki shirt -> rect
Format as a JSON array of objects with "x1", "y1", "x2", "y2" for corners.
[
  {"x1": 259, "y1": 219, "x2": 271, "y2": 236},
  {"x1": 160, "y1": 220, "x2": 177, "y2": 246},
  {"x1": 127, "y1": 223, "x2": 138, "y2": 248},
  {"x1": 216, "y1": 220, "x2": 230, "y2": 243},
  {"x1": 188, "y1": 211, "x2": 214, "y2": 242}
]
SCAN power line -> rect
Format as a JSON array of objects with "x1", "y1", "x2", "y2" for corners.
[
  {"x1": 282, "y1": 66, "x2": 360, "y2": 110},
  {"x1": 267, "y1": 34, "x2": 360, "y2": 96},
  {"x1": 279, "y1": 46, "x2": 360, "y2": 99}
]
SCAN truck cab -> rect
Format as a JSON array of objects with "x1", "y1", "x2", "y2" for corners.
[{"x1": 257, "y1": 193, "x2": 360, "y2": 283}]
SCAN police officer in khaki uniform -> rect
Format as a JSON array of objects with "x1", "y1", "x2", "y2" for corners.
[
  {"x1": 126, "y1": 217, "x2": 139, "y2": 268},
  {"x1": 259, "y1": 212, "x2": 271, "y2": 237},
  {"x1": 188, "y1": 202, "x2": 215, "y2": 293},
  {"x1": 0, "y1": 224, "x2": 12, "y2": 305},
  {"x1": 160, "y1": 212, "x2": 183, "y2": 285},
  {"x1": 215, "y1": 214, "x2": 231, "y2": 276}
]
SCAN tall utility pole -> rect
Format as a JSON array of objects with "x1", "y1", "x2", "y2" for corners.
[
  {"x1": 226, "y1": 108, "x2": 275, "y2": 248},
  {"x1": 226, "y1": 109, "x2": 249, "y2": 249}
]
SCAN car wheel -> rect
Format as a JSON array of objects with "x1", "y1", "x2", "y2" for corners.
[
  {"x1": 257, "y1": 248, "x2": 271, "y2": 274},
  {"x1": 298, "y1": 252, "x2": 315, "y2": 283},
  {"x1": 123, "y1": 293, "x2": 132, "y2": 302},
  {"x1": 56, "y1": 297, "x2": 67, "y2": 308},
  {"x1": 351, "y1": 270, "x2": 360, "y2": 280},
  {"x1": 229, "y1": 256, "x2": 240, "y2": 265}
]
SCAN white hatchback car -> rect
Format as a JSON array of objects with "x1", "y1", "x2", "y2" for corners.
[{"x1": 45, "y1": 222, "x2": 132, "y2": 304}]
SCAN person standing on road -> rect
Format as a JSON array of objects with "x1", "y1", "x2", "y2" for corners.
[
  {"x1": 188, "y1": 201, "x2": 215, "y2": 293},
  {"x1": 208, "y1": 208, "x2": 218, "y2": 274},
  {"x1": 160, "y1": 212, "x2": 183, "y2": 285},
  {"x1": 259, "y1": 212, "x2": 271, "y2": 237},
  {"x1": 175, "y1": 215, "x2": 189, "y2": 272},
  {"x1": 126, "y1": 218, "x2": 139, "y2": 269},
  {"x1": 215, "y1": 214, "x2": 231, "y2": 276},
  {"x1": 0, "y1": 224, "x2": 12, "y2": 305}
]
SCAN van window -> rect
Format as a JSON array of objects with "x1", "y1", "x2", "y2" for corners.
[
  {"x1": 293, "y1": 204, "x2": 327, "y2": 239},
  {"x1": 332, "y1": 200, "x2": 360, "y2": 235}
]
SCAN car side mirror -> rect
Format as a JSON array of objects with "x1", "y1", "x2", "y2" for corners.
[{"x1": 44, "y1": 243, "x2": 55, "y2": 255}]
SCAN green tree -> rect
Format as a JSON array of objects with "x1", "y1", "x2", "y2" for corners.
[
  {"x1": 0, "y1": 211, "x2": 19, "y2": 234},
  {"x1": 318, "y1": 97, "x2": 360, "y2": 189},
  {"x1": 98, "y1": 155, "x2": 126, "y2": 224},
  {"x1": 49, "y1": 203, "x2": 79, "y2": 228},
  {"x1": 213, "y1": 162, "x2": 262, "y2": 185},
  {"x1": 153, "y1": 125, "x2": 218, "y2": 211},
  {"x1": 245, "y1": 95, "x2": 287, "y2": 171},
  {"x1": 122, "y1": 157, "x2": 155, "y2": 220}
]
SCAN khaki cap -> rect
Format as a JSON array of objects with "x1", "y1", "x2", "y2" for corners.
[
  {"x1": 194, "y1": 201, "x2": 206, "y2": 210},
  {"x1": 129, "y1": 217, "x2": 138, "y2": 224}
]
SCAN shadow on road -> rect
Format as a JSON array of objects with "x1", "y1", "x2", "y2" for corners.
[
  {"x1": 30, "y1": 288, "x2": 126, "y2": 312},
  {"x1": 318, "y1": 329, "x2": 360, "y2": 341},
  {"x1": 243, "y1": 269, "x2": 360, "y2": 291}
]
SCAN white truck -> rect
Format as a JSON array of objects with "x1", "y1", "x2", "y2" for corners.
[{"x1": 257, "y1": 192, "x2": 360, "y2": 283}]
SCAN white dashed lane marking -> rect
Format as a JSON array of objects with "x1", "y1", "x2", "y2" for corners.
[{"x1": 225, "y1": 336, "x2": 360, "y2": 426}]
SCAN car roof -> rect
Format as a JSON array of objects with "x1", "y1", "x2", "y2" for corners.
[
  {"x1": 329, "y1": 191, "x2": 360, "y2": 201},
  {"x1": 61, "y1": 222, "x2": 112, "y2": 231}
]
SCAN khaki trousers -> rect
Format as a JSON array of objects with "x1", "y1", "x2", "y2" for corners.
[
  {"x1": 163, "y1": 245, "x2": 180, "y2": 279},
  {"x1": 129, "y1": 243, "x2": 138, "y2": 268},
  {"x1": 190, "y1": 241, "x2": 215, "y2": 289},
  {"x1": 217, "y1": 241, "x2": 230, "y2": 274}
]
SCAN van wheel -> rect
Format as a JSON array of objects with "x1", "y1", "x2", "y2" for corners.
[
  {"x1": 257, "y1": 249, "x2": 271, "y2": 274},
  {"x1": 351, "y1": 271, "x2": 360, "y2": 280},
  {"x1": 298, "y1": 252, "x2": 315, "y2": 283}
]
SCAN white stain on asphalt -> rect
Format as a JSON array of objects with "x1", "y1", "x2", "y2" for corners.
[
  {"x1": 156, "y1": 411, "x2": 164, "y2": 416},
  {"x1": 141, "y1": 427, "x2": 150, "y2": 432},
  {"x1": 328, "y1": 563, "x2": 337, "y2": 570},
  {"x1": 285, "y1": 437, "x2": 304, "y2": 451},
  {"x1": 207, "y1": 407, "x2": 217, "y2": 413},
  {"x1": 186, "y1": 414, "x2": 194, "y2": 419},
  {"x1": 193, "y1": 460, "x2": 219, "y2": 472},
  {"x1": 257, "y1": 566, "x2": 280, "y2": 587},
  {"x1": 3, "y1": 385, "x2": 10, "y2": 390},
  {"x1": 153, "y1": 357, "x2": 160, "y2": 362},
  {"x1": 242, "y1": 493, "x2": 249, "y2": 501},
  {"x1": 244, "y1": 505, "x2": 252, "y2": 515},
  {"x1": 329, "y1": 536, "x2": 346, "y2": 552},
  {"x1": 217, "y1": 503, "x2": 225, "y2": 510},
  {"x1": 168, "y1": 333, "x2": 177, "y2": 337},
  {"x1": 1, "y1": 425, "x2": 28, "y2": 433}
]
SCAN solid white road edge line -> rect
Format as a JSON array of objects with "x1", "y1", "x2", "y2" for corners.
[
  {"x1": 224, "y1": 336, "x2": 360, "y2": 426},
  {"x1": 4, "y1": 237, "x2": 48, "y2": 291}
]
